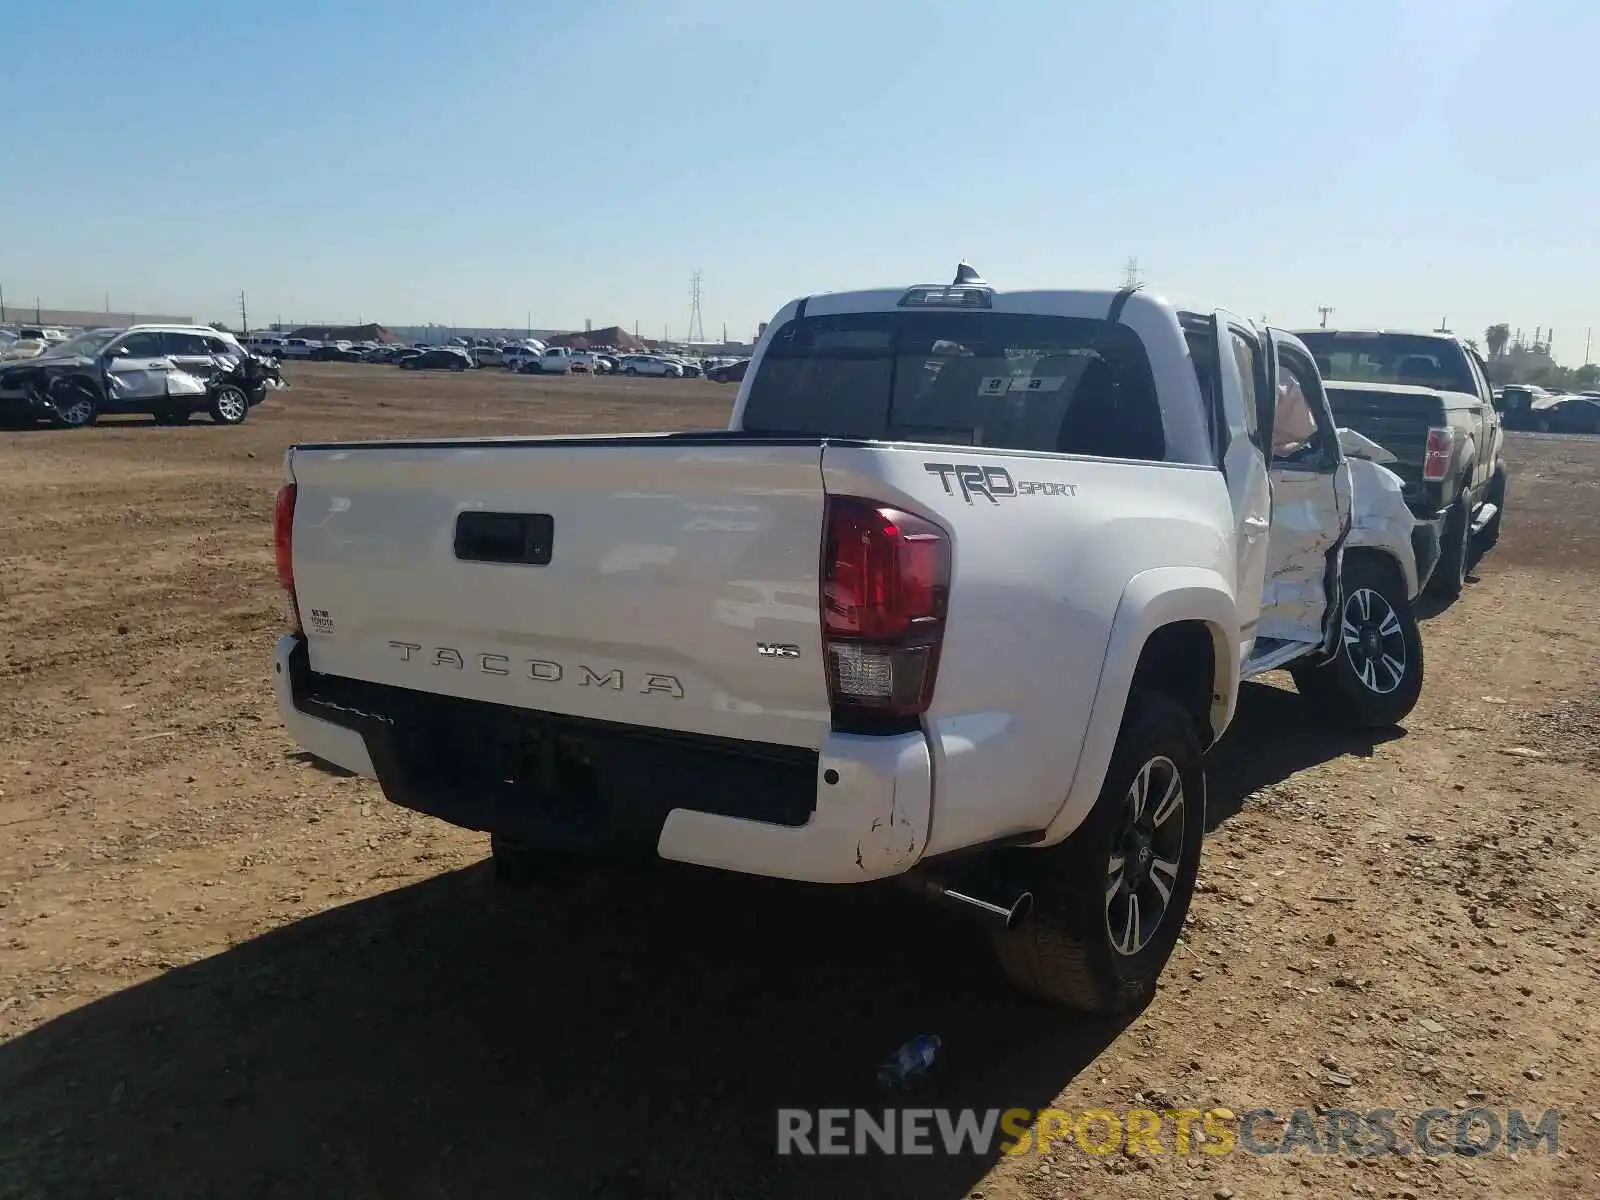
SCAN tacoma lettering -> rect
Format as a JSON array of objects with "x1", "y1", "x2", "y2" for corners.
[{"x1": 383, "y1": 642, "x2": 681, "y2": 698}]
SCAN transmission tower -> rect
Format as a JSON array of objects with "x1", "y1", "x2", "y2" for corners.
[
  {"x1": 686, "y1": 270, "x2": 706, "y2": 344},
  {"x1": 1122, "y1": 257, "x2": 1144, "y2": 289},
  {"x1": 1317, "y1": 305, "x2": 1335, "y2": 329}
]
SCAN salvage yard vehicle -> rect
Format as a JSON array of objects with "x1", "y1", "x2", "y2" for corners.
[
  {"x1": 1295, "y1": 329, "x2": 1507, "y2": 600},
  {"x1": 0, "y1": 330, "x2": 48, "y2": 362},
  {"x1": 1525, "y1": 392, "x2": 1600, "y2": 434},
  {"x1": 514, "y1": 347, "x2": 575, "y2": 375},
  {"x1": 271, "y1": 266, "x2": 1423, "y2": 1014},
  {"x1": 618, "y1": 354, "x2": 683, "y2": 377},
  {"x1": 399, "y1": 347, "x2": 473, "y2": 372},
  {"x1": 0, "y1": 324, "x2": 286, "y2": 428}
]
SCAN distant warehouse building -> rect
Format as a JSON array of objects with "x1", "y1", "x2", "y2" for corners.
[{"x1": 0, "y1": 304, "x2": 194, "y2": 329}]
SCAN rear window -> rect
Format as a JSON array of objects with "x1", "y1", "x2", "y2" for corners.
[
  {"x1": 742, "y1": 311, "x2": 1171, "y2": 462},
  {"x1": 1297, "y1": 332, "x2": 1475, "y2": 395}
]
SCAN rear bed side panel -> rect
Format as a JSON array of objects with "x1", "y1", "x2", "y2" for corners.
[
  {"x1": 819, "y1": 445, "x2": 1238, "y2": 858},
  {"x1": 1040, "y1": 570, "x2": 1238, "y2": 848},
  {"x1": 286, "y1": 441, "x2": 832, "y2": 750}
]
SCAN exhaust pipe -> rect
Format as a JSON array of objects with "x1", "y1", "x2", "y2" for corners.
[{"x1": 901, "y1": 872, "x2": 1034, "y2": 932}]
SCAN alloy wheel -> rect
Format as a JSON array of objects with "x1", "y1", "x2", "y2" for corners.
[
  {"x1": 1341, "y1": 586, "x2": 1406, "y2": 694},
  {"x1": 215, "y1": 388, "x2": 247, "y2": 423},
  {"x1": 1105, "y1": 755, "x2": 1185, "y2": 956}
]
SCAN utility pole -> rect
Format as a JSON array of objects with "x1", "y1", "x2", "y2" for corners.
[
  {"x1": 1317, "y1": 305, "x2": 1335, "y2": 329},
  {"x1": 0, "y1": 281, "x2": 6, "y2": 323},
  {"x1": 238, "y1": 290, "x2": 249, "y2": 335},
  {"x1": 687, "y1": 270, "x2": 706, "y2": 344},
  {"x1": 1585, "y1": 327, "x2": 1591, "y2": 365},
  {"x1": 1122, "y1": 257, "x2": 1143, "y2": 289}
]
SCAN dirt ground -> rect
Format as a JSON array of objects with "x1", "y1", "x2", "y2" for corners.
[{"x1": 1, "y1": 363, "x2": 1596, "y2": 1200}]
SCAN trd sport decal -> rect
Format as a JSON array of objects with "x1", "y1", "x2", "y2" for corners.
[{"x1": 923, "y1": 463, "x2": 1079, "y2": 504}]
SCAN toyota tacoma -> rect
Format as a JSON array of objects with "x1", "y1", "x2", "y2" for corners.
[{"x1": 271, "y1": 266, "x2": 1423, "y2": 1012}]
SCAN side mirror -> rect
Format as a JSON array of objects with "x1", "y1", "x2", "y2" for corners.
[{"x1": 1337, "y1": 427, "x2": 1398, "y2": 464}]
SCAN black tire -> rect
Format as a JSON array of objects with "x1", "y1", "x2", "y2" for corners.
[
  {"x1": 46, "y1": 380, "x2": 99, "y2": 429},
  {"x1": 153, "y1": 406, "x2": 189, "y2": 426},
  {"x1": 624, "y1": 366, "x2": 638, "y2": 376},
  {"x1": 450, "y1": 361, "x2": 465, "y2": 373},
  {"x1": 1425, "y1": 499, "x2": 1470, "y2": 601},
  {"x1": 208, "y1": 385, "x2": 250, "y2": 425},
  {"x1": 1291, "y1": 553, "x2": 1424, "y2": 728},
  {"x1": 489, "y1": 833, "x2": 585, "y2": 889},
  {"x1": 1474, "y1": 468, "x2": 1507, "y2": 553},
  {"x1": 990, "y1": 692, "x2": 1205, "y2": 1014}
]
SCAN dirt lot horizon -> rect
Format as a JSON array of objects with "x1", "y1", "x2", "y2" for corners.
[{"x1": 2, "y1": 363, "x2": 1597, "y2": 1199}]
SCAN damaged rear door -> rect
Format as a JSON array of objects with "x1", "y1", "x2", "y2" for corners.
[{"x1": 161, "y1": 331, "x2": 225, "y2": 398}]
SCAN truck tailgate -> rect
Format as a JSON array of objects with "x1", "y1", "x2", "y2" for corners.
[{"x1": 286, "y1": 436, "x2": 832, "y2": 750}]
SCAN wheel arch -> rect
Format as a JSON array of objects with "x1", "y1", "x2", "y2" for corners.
[
  {"x1": 1342, "y1": 545, "x2": 1409, "y2": 596},
  {"x1": 1038, "y1": 568, "x2": 1239, "y2": 848}
]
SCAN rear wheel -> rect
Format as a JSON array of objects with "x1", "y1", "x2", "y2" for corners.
[
  {"x1": 208, "y1": 385, "x2": 249, "y2": 425},
  {"x1": 1426, "y1": 499, "x2": 1470, "y2": 601},
  {"x1": 1291, "y1": 554, "x2": 1423, "y2": 728},
  {"x1": 990, "y1": 692, "x2": 1204, "y2": 1013},
  {"x1": 624, "y1": 366, "x2": 638, "y2": 376}
]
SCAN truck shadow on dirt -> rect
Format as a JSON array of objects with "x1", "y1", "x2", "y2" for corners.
[
  {"x1": 1203, "y1": 680, "x2": 1406, "y2": 830},
  {"x1": 0, "y1": 861, "x2": 1134, "y2": 1200},
  {"x1": 0, "y1": 688, "x2": 1396, "y2": 1199}
]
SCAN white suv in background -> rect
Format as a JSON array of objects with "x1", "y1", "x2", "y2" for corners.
[{"x1": 618, "y1": 354, "x2": 682, "y2": 377}]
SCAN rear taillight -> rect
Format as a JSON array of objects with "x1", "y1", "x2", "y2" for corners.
[
  {"x1": 821, "y1": 497, "x2": 951, "y2": 722},
  {"x1": 274, "y1": 483, "x2": 301, "y2": 631},
  {"x1": 1422, "y1": 427, "x2": 1454, "y2": 482}
]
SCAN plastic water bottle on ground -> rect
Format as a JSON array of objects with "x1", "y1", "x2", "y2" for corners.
[{"x1": 878, "y1": 1034, "x2": 942, "y2": 1088}]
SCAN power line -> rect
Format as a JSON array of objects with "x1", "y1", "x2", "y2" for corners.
[
  {"x1": 1122, "y1": 257, "x2": 1143, "y2": 289},
  {"x1": 1317, "y1": 305, "x2": 1335, "y2": 329}
]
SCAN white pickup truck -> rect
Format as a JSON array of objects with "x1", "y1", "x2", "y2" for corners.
[{"x1": 270, "y1": 266, "x2": 1423, "y2": 1012}]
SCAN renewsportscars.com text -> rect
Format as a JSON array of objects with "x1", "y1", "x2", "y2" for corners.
[{"x1": 776, "y1": 1106, "x2": 1561, "y2": 1158}]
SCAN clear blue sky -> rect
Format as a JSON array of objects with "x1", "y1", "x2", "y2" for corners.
[{"x1": 3, "y1": 0, "x2": 1595, "y2": 354}]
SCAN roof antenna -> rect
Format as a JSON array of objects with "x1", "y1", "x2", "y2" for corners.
[{"x1": 953, "y1": 261, "x2": 986, "y2": 286}]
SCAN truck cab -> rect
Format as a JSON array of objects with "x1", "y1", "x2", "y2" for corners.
[{"x1": 1293, "y1": 329, "x2": 1507, "y2": 598}]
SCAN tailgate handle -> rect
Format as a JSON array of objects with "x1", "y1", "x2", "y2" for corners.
[{"x1": 454, "y1": 511, "x2": 553, "y2": 566}]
